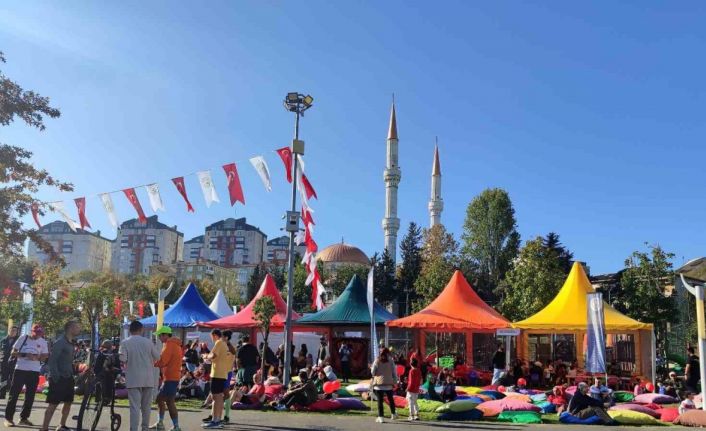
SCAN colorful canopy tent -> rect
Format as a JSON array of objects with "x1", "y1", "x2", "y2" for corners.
[
  {"x1": 209, "y1": 289, "x2": 233, "y2": 318},
  {"x1": 297, "y1": 274, "x2": 397, "y2": 326},
  {"x1": 386, "y1": 270, "x2": 511, "y2": 366},
  {"x1": 513, "y1": 262, "x2": 655, "y2": 381},
  {"x1": 200, "y1": 274, "x2": 301, "y2": 333},
  {"x1": 134, "y1": 282, "x2": 221, "y2": 328}
]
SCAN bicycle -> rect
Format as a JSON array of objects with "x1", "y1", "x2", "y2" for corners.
[{"x1": 76, "y1": 348, "x2": 122, "y2": 431}]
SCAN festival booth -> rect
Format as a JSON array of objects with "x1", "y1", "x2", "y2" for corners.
[
  {"x1": 209, "y1": 288, "x2": 234, "y2": 318},
  {"x1": 131, "y1": 282, "x2": 221, "y2": 341},
  {"x1": 296, "y1": 274, "x2": 398, "y2": 377},
  {"x1": 386, "y1": 270, "x2": 511, "y2": 384},
  {"x1": 513, "y1": 262, "x2": 655, "y2": 386}
]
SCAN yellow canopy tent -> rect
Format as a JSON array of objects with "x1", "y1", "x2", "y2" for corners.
[{"x1": 513, "y1": 262, "x2": 655, "y2": 381}]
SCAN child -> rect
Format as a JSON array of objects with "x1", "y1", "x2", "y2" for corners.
[
  {"x1": 547, "y1": 386, "x2": 567, "y2": 414},
  {"x1": 680, "y1": 392, "x2": 696, "y2": 414},
  {"x1": 441, "y1": 374, "x2": 457, "y2": 403},
  {"x1": 425, "y1": 375, "x2": 442, "y2": 401},
  {"x1": 406, "y1": 359, "x2": 421, "y2": 421}
]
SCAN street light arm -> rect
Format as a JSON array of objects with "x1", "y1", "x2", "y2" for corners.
[{"x1": 681, "y1": 274, "x2": 698, "y2": 296}]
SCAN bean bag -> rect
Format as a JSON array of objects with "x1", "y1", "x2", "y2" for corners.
[
  {"x1": 383, "y1": 395, "x2": 408, "y2": 409},
  {"x1": 438, "y1": 409, "x2": 483, "y2": 421},
  {"x1": 476, "y1": 398, "x2": 541, "y2": 416},
  {"x1": 307, "y1": 399, "x2": 342, "y2": 412},
  {"x1": 474, "y1": 394, "x2": 493, "y2": 402},
  {"x1": 613, "y1": 391, "x2": 635, "y2": 403},
  {"x1": 534, "y1": 401, "x2": 556, "y2": 414},
  {"x1": 458, "y1": 386, "x2": 483, "y2": 394},
  {"x1": 346, "y1": 382, "x2": 370, "y2": 393},
  {"x1": 231, "y1": 401, "x2": 261, "y2": 410},
  {"x1": 455, "y1": 389, "x2": 468, "y2": 395},
  {"x1": 656, "y1": 408, "x2": 679, "y2": 423},
  {"x1": 264, "y1": 384, "x2": 283, "y2": 397},
  {"x1": 530, "y1": 393, "x2": 547, "y2": 403},
  {"x1": 610, "y1": 403, "x2": 660, "y2": 418},
  {"x1": 435, "y1": 399, "x2": 479, "y2": 413},
  {"x1": 675, "y1": 409, "x2": 706, "y2": 427},
  {"x1": 416, "y1": 399, "x2": 444, "y2": 412},
  {"x1": 456, "y1": 395, "x2": 484, "y2": 404},
  {"x1": 479, "y1": 390, "x2": 505, "y2": 400},
  {"x1": 482, "y1": 385, "x2": 498, "y2": 390},
  {"x1": 565, "y1": 385, "x2": 577, "y2": 396},
  {"x1": 608, "y1": 410, "x2": 664, "y2": 425},
  {"x1": 634, "y1": 393, "x2": 678, "y2": 405},
  {"x1": 559, "y1": 412, "x2": 603, "y2": 425},
  {"x1": 336, "y1": 388, "x2": 353, "y2": 397},
  {"x1": 497, "y1": 410, "x2": 542, "y2": 424},
  {"x1": 336, "y1": 397, "x2": 367, "y2": 410},
  {"x1": 475, "y1": 401, "x2": 502, "y2": 417},
  {"x1": 642, "y1": 402, "x2": 661, "y2": 411},
  {"x1": 503, "y1": 392, "x2": 531, "y2": 403}
]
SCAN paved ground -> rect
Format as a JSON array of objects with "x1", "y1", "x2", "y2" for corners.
[{"x1": 0, "y1": 399, "x2": 690, "y2": 430}]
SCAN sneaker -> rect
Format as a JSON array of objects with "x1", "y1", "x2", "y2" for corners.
[
  {"x1": 390, "y1": 413, "x2": 398, "y2": 421},
  {"x1": 407, "y1": 417, "x2": 414, "y2": 421},
  {"x1": 274, "y1": 404, "x2": 287, "y2": 411},
  {"x1": 4, "y1": 420, "x2": 15, "y2": 428},
  {"x1": 19, "y1": 419, "x2": 34, "y2": 426},
  {"x1": 170, "y1": 427, "x2": 182, "y2": 431},
  {"x1": 149, "y1": 421, "x2": 165, "y2": 430},
  {"x1": 201, "y1": 416, "x2": 212, "y2": 423},
  {"x1": 202, "y1": 422, "x2": 223, "y2": 429},
  {"x1": 375, "y1": 417, "x2": 384, "y2": 423},
  {"x1": 222, "y1": 417, "x2": 229, "y2": 424}
]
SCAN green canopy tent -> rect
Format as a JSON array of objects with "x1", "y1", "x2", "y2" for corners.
[{"x1": 297, "y1": 274, "x2": 397, "y2": 376}]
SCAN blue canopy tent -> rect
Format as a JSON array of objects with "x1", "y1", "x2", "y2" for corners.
[{"x1": 131, "y1": 283, "x2": 220, "y2": 332}]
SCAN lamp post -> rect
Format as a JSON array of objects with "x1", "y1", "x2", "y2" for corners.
[
  {"x1": 679, "y1": 270, "x2": 706, "y2": 411},
  {"x1": 282, "y1": 92, "x2": 313, "y2": 386}
]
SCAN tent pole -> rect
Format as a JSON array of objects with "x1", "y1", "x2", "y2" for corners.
[
  {"x1": 650, "y1": 328, "x2": 656, "y2": 385},
  {"x1": 384, "y1": 325, "x2": 389, "y2": 347}
]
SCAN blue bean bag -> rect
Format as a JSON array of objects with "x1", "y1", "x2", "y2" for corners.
[
  {"x1": 438, "y1": 409, "x2": 484, "y2": 421},
  {"x1": 535, "y1": 401, "x2": 557, "y2": 414},
  {"x1": 336, "y1": 397, "x2": 367, "y2": 410},
  {"x1": 479, "y1": 390, "x2": 505, "y2": 400},
  {"x1": 456, "y1": 395, "x2": 485, "y2": 404},
  {"x1": 559, "y1": 412, "x2": 603, "y2": 425}
]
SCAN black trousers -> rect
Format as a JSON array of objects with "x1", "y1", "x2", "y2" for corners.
[
  {"x1": 0, "y1": 360, "x2": 13, "y2": 398},
  {"x1": 282, "y1": 391, "x2": 308, "y2": 408},
  {"x1": 375, "y1": 389, "x2": 395, "y2": 417},
  {"x1": 341, "y1": 361, "x2": 351, "y2": 382},
  {"x1": 576, "y1": 406, "x2": 613, "y2": 424},
  {"x1": 5, "y1": 369, "x2": 39, "y2": 421}
]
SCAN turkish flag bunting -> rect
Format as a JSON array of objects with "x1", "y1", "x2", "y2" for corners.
[
  {"x1": 74, "y1": 197, "x2": 91, "y2": 230},
  {"x1": 123, "y1": 188, "x2": 147, "y2": 224},
  {"x1": 301, "y1": 174, "x2": 317, "y2": 200},
  {"x1": 302, "y1": 205, "x2": 315, "y2": 226},
  {"x1": 31, "y1": 202, "x2": 42, "y2": 228},
  {"x1": 172, "y1": 177, "x2": 195, "y2": 212},
  {"x1": 306, "y1": 236, "x2": 318, "y2": 253},
  {"x1": 114, "y1": 297, "x2": 122, "y2": 317},
  {"x1": 311, "y1": 270, "x2": 321, "y2": 310},
  {"x1": 275, "y1": 147, "x2": 293, "y2": 183},
  {"x1": 137, "y1": 301, "x2": 144, "y2": 317},
  {"x1": 222, "y1": 163, "x2": 245, "y2": 206}
]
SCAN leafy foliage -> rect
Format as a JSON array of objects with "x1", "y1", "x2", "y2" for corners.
[
  {"x1": 398, "y1": 222, "x2": 423, "y2": 315},
  {"x1": 499, "y1": 236, "x2": 570, "y2": 321},
  {"x1": 322, "y1": 263, "x2": 369, "y2": 299},
  {"x1": 253, "y1": 295, "x2": 276, "y2": 371},
  {"x1": 0, "y1": 51, "x2": 72, "y2": 258},
  {"x1": 30, "y1": 265, "x2": 70, "y2": 339},
  {"x1": 543, "y1": 232, "x2": 574, "y2": 273},
  {"x1": 461, "y1": 188, "x2": 520, "y2": 302},
  {"x1": 371, "y1": 248, "x2": 397, "y2": 307},
  {"x1": 413, "y1": 224, "x2": 459, "y2": 312},
  {"x1": 246, "y1": 264, "x2": 266, "y2": 302}
]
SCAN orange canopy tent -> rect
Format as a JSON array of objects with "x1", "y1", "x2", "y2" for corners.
[{"x1": 386, "y1": 270, "x2": 510, "y2": 366}]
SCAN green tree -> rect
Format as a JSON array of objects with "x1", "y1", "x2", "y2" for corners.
[
  {"x1": 398, "y1": 222, "x2": 423, "y2": 316},
  {"x1": 543, "y1": 232, "x2": 574, "y2": 273},
  {"x1": 0, "y1": 258, "x2": 35, "y2": 328},
  {"x1": 499, "y1": 236, "x2": 569, "y2": 321},
  {"x1": 68, "y1": 275, "x2": 121, "y2": 349},
  {"x1": 246, "y1": 264, "x2": 266, "y2": 302},
  {"x1": 461, "y1": 188, "x2": 520, "y2": 302},
  {"x1": 0, "y1": 51, "x2": 71, "y2": 258},
  {"x1": 372, "y1": 249, "x2": 397, "y2": 307},
  {"x1": 31, "y1": 265, "x2": 70, "y2": 338},
  {"x1": 614, "y1": 244, "x2": 676, "y2": 348},
  {"x1": 323, "y1": 264, "x2": 369, "y2": 299},
  {"x1": 292, "y1": 260, "x2": 312, "y2": 313},
  {"x1": 253, "y1": 295, "x2": 276, "y2": 371},
  {"x1": 413, "y1": 224, "x2": 459, "y2": 311}
]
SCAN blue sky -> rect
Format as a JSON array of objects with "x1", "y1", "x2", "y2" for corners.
[{"x1": 2, "y1": 1, "x2": 705, "y2": 274}]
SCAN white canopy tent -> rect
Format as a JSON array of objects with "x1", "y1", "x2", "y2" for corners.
[{"x1": 209, "y1": 289, "x2": 234, "y2": 318}]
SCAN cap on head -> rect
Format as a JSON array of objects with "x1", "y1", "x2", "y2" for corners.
[
  {"x1": 155, "y1": 326, "x2": 172, "y2": 336},
  {"x1": 31, "y1": 324, "x2": 44, "y2": 335},
  {"x1": 578, "y1": 382, "x2": 589, "y2": 391}
]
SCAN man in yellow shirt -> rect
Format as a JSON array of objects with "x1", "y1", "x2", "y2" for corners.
[{"x1": 202, "y1": 330, "x2": 232, "y2": 429}]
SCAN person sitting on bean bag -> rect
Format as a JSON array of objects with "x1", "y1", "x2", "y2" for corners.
[
  {"x1": 567, "y1": 382, "x2": 615, "y2": 425},
  {"x1": 274, "y1": 370, "x2": 318, "y2": 411},
  {"x1": 548, "y1": 386, "x2": 568, "y2": 414},
  {"x1": 425, "y1": 375, "x2": 442, "y2": 402},
  {"x1": 441, "y1": 374, "x2": 457, "y2": 403},
  {"x1": 231, "y1": 370, "x2": 265, "y2": 407}
]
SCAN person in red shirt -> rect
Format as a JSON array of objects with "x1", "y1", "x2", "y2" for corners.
[{"x1": 406, "y1": 358, "x2": 422, "y2": 421}]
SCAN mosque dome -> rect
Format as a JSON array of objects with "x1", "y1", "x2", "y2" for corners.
[{"x1": 318, "y1": 243, "x2": 370, "y2": 266}]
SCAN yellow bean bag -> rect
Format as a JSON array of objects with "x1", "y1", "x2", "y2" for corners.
[{"x1": 608, "y1": 410, "x2": 664, "y2": 426}]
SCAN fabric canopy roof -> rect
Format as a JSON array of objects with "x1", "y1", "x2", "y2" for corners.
[
  {"x1": 209, "y1": 289, "x2": 233, "y2": 318},
  {"x1": 136, "y1": 283, "x2": 221, "y2": 328},
  {"x1": 200, "y1": 274, "x2": 300, "y2": 329},
  {"x1": 387, "y1": 270, "x2": 510, "y2": 330},
  {"x1": 513, "y1": 262, "x2": 653, "y2": 331},
  {"x1": 297, "y1": 274, "x2": 397, "y2": 326}
]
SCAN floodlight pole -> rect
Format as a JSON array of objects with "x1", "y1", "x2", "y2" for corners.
[
  {"x1": 680, "y1": 274, "x2": 706, "y2": 411},
  {"x1": 282, "y1": 93, "x2": 310, "y2": 386}
]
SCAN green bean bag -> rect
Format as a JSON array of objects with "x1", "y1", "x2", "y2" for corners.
[
  {"x1": 497, "y1": 411, "x2": 542, "y2": 424},
  {"x1": 608, "y1": 410, "x2": 664, "y2": 425},
  {"x1": 336, "y1": 388, "x2": 353, "y2": 397},
  {"x1": 435, "y1": 399, "x2": 479, "y2": 413},
  {"x1": 417, "y1": 399, "x2": 444, "y2": 413},
  {"x1": 612, "y1": 391, "x2": 635, "y2": 403}
]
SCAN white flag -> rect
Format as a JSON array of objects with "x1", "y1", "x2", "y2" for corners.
[
  {"x1": 294, "y1": 230, "x2": 305, "y2": 246},
  {"x1": 145, "y1": 183, "x2": 165, "y2": 212},
  {"x1": 149, "y1": 302, "x2": 156, "y2": 316},
  {"x1": 316, "y1": 280, "x2": 326, "y2": 311},
  {"x1": 232, "y1": 305, "x2": 238, "y2": 315},
  {"x1": 249, "y1": 156, "x2": 272, "y2": 192},
  {"x1": 48, "y1": 202, "x2": 80, "y2": 232},
  {"x1": 196, "y1": 171, "x2": 220, "y2": 207},
  {"x1": 367, "y1": 267, "x2": 379, "y2": 361},
  {"x1": 128, "y1": 300, "x2": 134, "y2": 315},
  {"x1": 99, "y1": 193, "x2": 119, "y2": 228}
]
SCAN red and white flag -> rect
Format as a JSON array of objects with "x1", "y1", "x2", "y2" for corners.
[
  {"x1": 196, "y1": 170, "x2": 220, "y2": 207},
  {"x1": 31, "y1": 202, "x2": 42, "y2": 229},
  {"x1": 172, "y1": 176, "x2": 195, "y2": 212},
  {"x1": 222, "y1": 163, "x2": 245, "y2": 206},
  {"x1": 74, "y1": 197, "x2": 91, "y2": 230},
  {"x1": 275, "y1": 147, "x2": 293, "y2": 183},
  {"x1": 301, "y1": 174, "x2": 317, "y2": 200},
  {"x1": 123, "y1": 188, "x2": 147, "y2": 224}
]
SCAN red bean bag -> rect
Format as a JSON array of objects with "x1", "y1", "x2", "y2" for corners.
[
  {"x1": 264, "y1": 384, "x2": 283, "y2": 398},
  {"x1": 609, "y1": 403, "x2": 660, "y2": 418},
  {"x1": 308, "y1": 399, "x2": 343, "y2": 412},
  {"x1": 476, "y1": 398, "x2": 541, "y2": 417},
  {"x1": 383, "y1": 395, "x2": 408, "y2": 409},
  {"x1": 656, "y1": 408, "x2": 679, "y2": 423}
]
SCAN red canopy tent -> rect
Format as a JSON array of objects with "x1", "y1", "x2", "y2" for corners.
[
  {"x1": 387, "y1": 270, "x2": 510, "y2": 371},
  {"x1": 200, "y1": 274, "x2": 302, "y2": 338}
]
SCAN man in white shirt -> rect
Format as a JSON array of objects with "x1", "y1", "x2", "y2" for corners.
[
  {"x1": 4, "y1": 324, "x2": 49, "y2": 428},
  {"x1": 119, "y1": 320, "x2": 160, "y2": 431}
]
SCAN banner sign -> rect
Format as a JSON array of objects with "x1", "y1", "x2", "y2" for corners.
[{"x1": 586, "y1": 292, "x2": 607, "y2": 373}]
